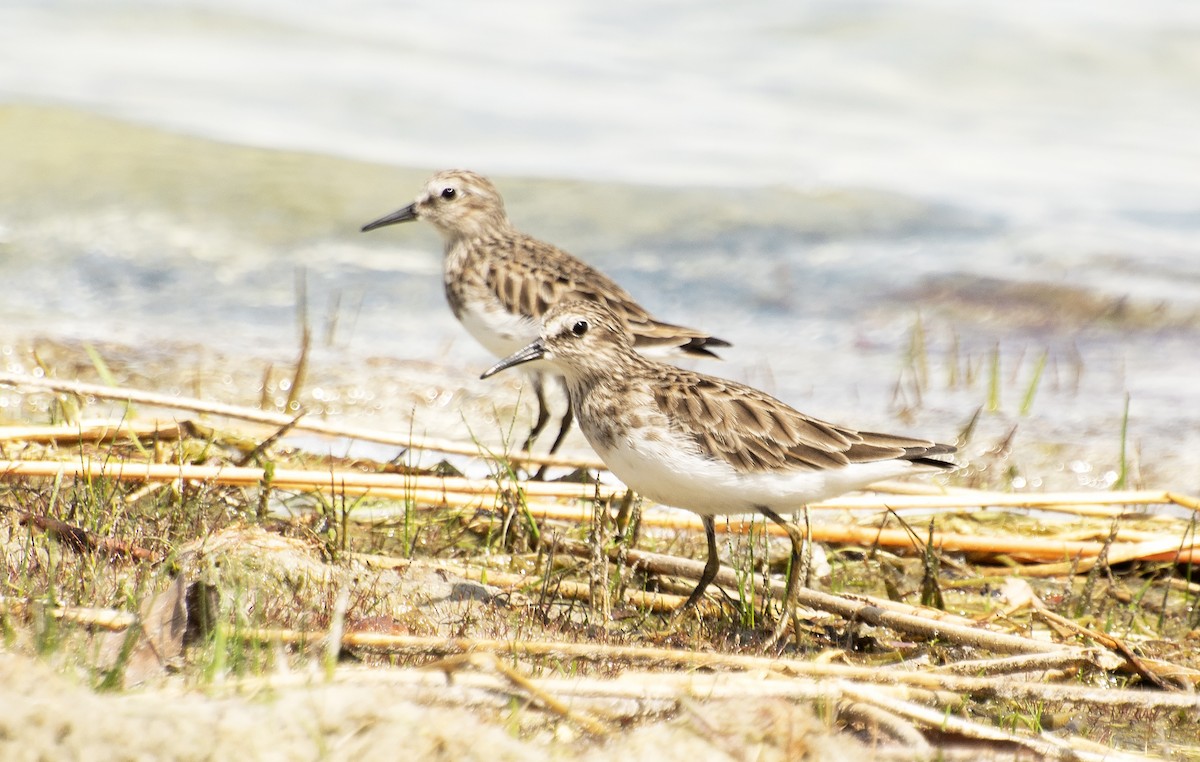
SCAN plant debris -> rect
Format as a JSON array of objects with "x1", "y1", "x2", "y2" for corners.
[{"x1": 2, "y1": 374, "x2": 1199, "y2": 759}]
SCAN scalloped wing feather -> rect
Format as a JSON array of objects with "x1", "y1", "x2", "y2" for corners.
[
  {"x1": 463, "y1": 234, "x2": 727, "y2": 356},
  {"x1": 652, "y1": 369, "x2": 951, "y2": 474}
]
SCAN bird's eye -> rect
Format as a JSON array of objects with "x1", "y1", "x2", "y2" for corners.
[
  {"x1": 440, "y1": 187, "x2": 457, "y2": 200},
  {"x1": 570, "y1": 320, "x2": 589, "y2": 337}
]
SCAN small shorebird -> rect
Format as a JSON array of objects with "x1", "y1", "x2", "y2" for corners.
[
  {"x1": 482, "y1": 299, "x2": 956, "y2": 625},
  {"x1": 362, "y1": 170, "x2": 728, "y2": 468}
]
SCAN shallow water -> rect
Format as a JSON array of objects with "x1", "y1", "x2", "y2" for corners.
[{"x1": 0, "y1": 1, "x2": 1198, "y2": 491}]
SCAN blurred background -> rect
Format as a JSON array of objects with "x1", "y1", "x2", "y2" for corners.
[{"x1": 1, "y1": 0, "x2": 1198, "y2": 489}]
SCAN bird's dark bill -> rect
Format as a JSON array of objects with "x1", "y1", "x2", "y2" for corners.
[
  {"x1": 361, "y1": 204, "x2": 418, "y2": 232},
  {"x1": 481, "y1": 340, "x2": 546, "y2": 379}
]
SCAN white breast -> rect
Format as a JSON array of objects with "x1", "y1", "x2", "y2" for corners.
[{"x1": 457, "y1": 300, "x2": 538, "y2": 359}]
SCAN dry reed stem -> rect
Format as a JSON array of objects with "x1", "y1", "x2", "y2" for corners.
[
  {"x1": 836, "y1": 681, "x2": 1156, "y2": 762},
  {"x1": 1028, "y1": 598, "x2": 1200, "y2": 689},
  {"x1": 589, "y1": 539, "x2": 1137, "y2": 660},
  {"x1": 429, "y1": 653, "x2": 613, "y2": 736},
  {"x1": 351, "y1": 552, "x2": 692, "y2": 615},
  {"x1": 0, "y1": 372, "x2": 600, "y2": 468},
  {"x1": 928, "y1": 650, "x2": 1119, "y2": 677},
  {"x1": 12, "y1": 584, "x2": 1188, "y2": 716},
  {"x1": 208, "y1": 661, "x2": 1185, "y2": 759},
  {"x1": 214, "y1": 664, "x2": 1173, "y2": 760},
  {"x1": 233, "y1": 629, "x2": 1200, "y2": 713},
  {"x1": 0, "y1": 439, "x2": 1190, "y2": 515},
  {"x1": 549, "y1": 510, "x2": 1200, "y2": 575},
  {"x1": 2, "y1": 371, "x2": 1199, "y2": 518},
  {"x1": 218, "y1": 663, "x2": 919, "y2": 731},
  {"x1": 976, "y1": 536, "x2": 1200, "y2": 577},
  {"x1": 833, "y1": 696, "x2": 932, "y2": 752},
  {"x1": 789, "y1": 586, "x2": 1074, "y2": 656},
  {"x1": 0, "y1": 420, "x2": 191, "y2": 444},
  {"x1": 0, "y1": 597, "x2": 137, "y2": 630},
  {"x1": 260, "y1": 547, "x2": 1089, "y2": 656},
  {"x1": 4, "y1": 456, "x2": 1199, "y2": 567},
  {"x1": 552, "y1": 538, "x2": 986, "y2": 629},
  {"x1": 0, "y1": 455, "x2": 1189, "y2": 521},
  {"x1": 0, "y1": 457, "x2": 625, "y2": 501}
]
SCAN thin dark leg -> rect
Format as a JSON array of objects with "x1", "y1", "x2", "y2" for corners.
[
  {"x1": 677, "y1": 515, "x2": 720, "y2": 614},
  {"x1": 545, "y1": 402, "x2": 574, "y2": 457},
  {"x1": 523, "y1": 373, "x2": 551, "y2": 452},
  {"x1": 758, "y1": 506, "x2": 806, "y2": 640},
  {"x1": 533, "y1": 378, "x2": 575, "y2": 479}
]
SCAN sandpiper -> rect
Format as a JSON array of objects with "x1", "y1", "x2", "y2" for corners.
[
  {"x1": 362, "y1": 170, "x2": 728, "y2": 468},
  {"x1": 482, "y1": 300, "x2": 956, "y2": 623}
]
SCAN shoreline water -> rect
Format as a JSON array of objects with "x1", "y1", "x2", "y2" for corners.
[
  {"x1": 5, "y1": 2, "x2": 1200, "y2": 219},
  {"x1": 1, "y1": 104, "x2": 1197, "y2": 490}
]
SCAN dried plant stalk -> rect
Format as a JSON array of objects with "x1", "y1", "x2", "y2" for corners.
[
  {"x1": 3, "y1": 457, "x2": 1199, "y2": 566},
  {"x1": 0, "y1": 372, "x2": 599, "y2": 468}
]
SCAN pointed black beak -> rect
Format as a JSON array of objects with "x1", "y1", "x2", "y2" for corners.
[
  {"x1": 361, "y1": 203, "x2": 418, "y2": 232},
  {"x1": 481, "y1": 339, "x2": 546, "y2": 379}
]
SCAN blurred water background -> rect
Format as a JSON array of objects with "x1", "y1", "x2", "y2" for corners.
[{"x1": 1, "y1": 0, "x2": 1198, "y2": 490}]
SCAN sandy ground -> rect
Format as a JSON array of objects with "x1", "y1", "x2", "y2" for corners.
[
  {"x1": 0, "y1": 522, "x2": 883, "y2": 762},
  {"x1": 0, "y1": 652, "x2": 880, "y2": 762}
]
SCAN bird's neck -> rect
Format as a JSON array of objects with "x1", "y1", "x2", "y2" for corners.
[
  {"x1": 439, "y1": 217, "x2": 517, "y2": 249},
  {"x1": 562, "y1": 352, "x2": 649, "y2": 403}
]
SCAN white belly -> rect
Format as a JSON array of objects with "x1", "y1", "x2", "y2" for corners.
[{"x1": 596, "y1": 427, "x2": 929, "y2": 516}]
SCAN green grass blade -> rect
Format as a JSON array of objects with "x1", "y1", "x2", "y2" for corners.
[
  {"x1": 986, "y1": 344, "x2": 1001, "y2": 412},
  {"x1": 1019, "y1": 349, "x2": 1048, "y2": 416},
  {"x1": 1115, "y1": 392, "x2": 1130, "y2": 490}
]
